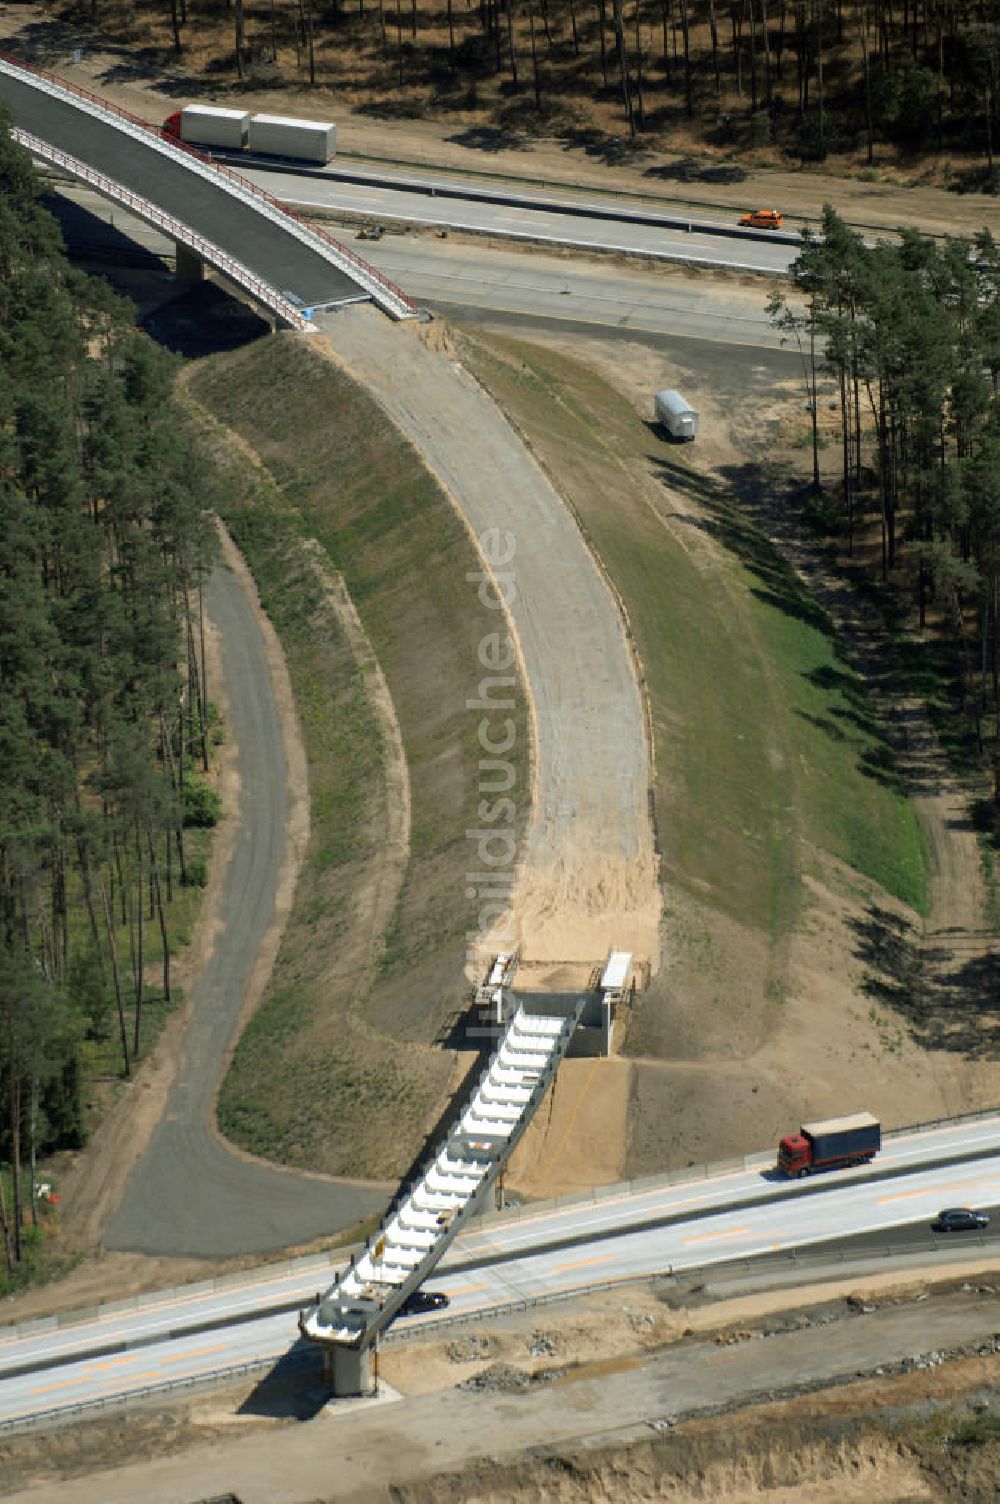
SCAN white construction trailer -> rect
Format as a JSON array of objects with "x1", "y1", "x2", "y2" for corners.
[{"x1": 655, "y1": 389, "x2": 699, "y2": 440}]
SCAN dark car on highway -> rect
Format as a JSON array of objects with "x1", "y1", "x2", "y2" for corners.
[
  {"x1": 932, "y1": 1207, "x2": 990, "y2": 1233},
  {"x1": 398, "y1": 1290, "x2": 450, "y2": 1316}
]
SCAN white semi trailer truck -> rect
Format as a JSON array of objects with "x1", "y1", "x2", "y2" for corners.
[{"x1": 162, "y1": 105, "x2": 336, "y2": 165}]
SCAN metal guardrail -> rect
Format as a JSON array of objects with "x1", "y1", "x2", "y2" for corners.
[
  {"x1": 2, "y1": 1231, "x2": 994, "y2": 1436},
  {"x1": 6, "y1": 1105, "x2": 1000, "y2": 1346},
  {"x1": 0, "y1": 1353, "x2": 282, "y2": 1436},
  {"x1": 0, "y1": 51, "x2": 418, "y2": 319},
  {"x1": 388, "y1": 1232, "x2": 1000, "y2": 1344},
  {"x1": 467, "y1": 1105, "x2": 1000, "y2": 1230}
]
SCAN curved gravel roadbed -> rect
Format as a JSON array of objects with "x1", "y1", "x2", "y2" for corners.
[{"x1": 323, "y1": 307, "x2": 658, "y2": 969}]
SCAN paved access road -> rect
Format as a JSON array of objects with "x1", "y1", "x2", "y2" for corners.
[
  {"x1": 102, "y1": 564, "x2": 385, "y2": 1258},
  {"x1": 0, "y1": 67, "x2": 362, "y2": 308},
  {"x1": 11, "y1": 1287, "x2": 996, "y2": 1504},
  {"x1": 242, "y1": 164, "x2": 797, "y2": 275},
  {"x1": 4, "y1": 1114, "x2": 1000, "y2": 1425}
]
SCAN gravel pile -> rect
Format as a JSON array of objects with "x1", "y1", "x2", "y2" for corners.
[
  {"x1": 447, "y1": 1336, "x2": 494, "y2": 1364},
  {"x1": 457, "y1": 1364, "x2": 553, "y2": 1393}
]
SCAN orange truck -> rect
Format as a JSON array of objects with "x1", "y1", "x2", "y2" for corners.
[{"x1": 739, "y1": 209, "x2": 784, "y2": 229}]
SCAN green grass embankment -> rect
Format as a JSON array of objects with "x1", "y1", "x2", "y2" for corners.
[
  {"x1": 458, "y1": 331, "x2": 926, "y2": 953},
  {"x1": 186, "y1": 336, "x2": 529, "y2": 1179}
]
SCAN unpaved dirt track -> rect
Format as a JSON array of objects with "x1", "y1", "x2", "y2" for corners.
[
  {"x1": 104, "y1": 558, "x2": 386, "y2": 1256},
  {"x1": 321, "y1": 308, "x2": 659, "y2": 971}
]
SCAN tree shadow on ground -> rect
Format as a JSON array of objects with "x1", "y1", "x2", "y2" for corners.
[
  {"x1": 447, "y1": 124, "x2": 531, "y2": 152},
  {"x1": 970, "y1": 797, "x2": 1000, "y2": 849},
  {"x1": 238, "y1": 1339, "x2": 331, "y2": 1420},
  {"x1": 947, "y1": 164, "x2": 1000, "y2": 196},
  {"x1": 653, "y1": 454, "x2": 836, "y2": 639},
  {"x1": 357, "y1": 97, "x2": 438, "y2": 121},
  {"x1": 558, "y1": 127, "x2": 654, "y2": 167},
  {"x1": 649, "y1": 453, "x2": 931, "y2": 795},
  {"x1": 1, "y1": 20, "x2": 93, "y2": 69},
  {"x1": 97, "y1": 51, "x2": 210, "y2": 94},
  {"x1": 3, "y1": 20, "x2": 219, "y2": 100},
  {"x1": 850, "y1": 903, "x2": 1000, "y2": 1056},
  {"x1": 644, "y1": 156, "x2": 748, "y2": 185}
]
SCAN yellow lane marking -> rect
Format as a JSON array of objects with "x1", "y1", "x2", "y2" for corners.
[
  {"x1": 91, "y1": 1357, "x2": 133, "y2": 1370},
  {"x1": 445, "y1": 1283, "x2": 489, "y2": 1298},
  {"x1": 28, "y1": 1374, "x2": 89, "y2": 1396},
  {"x1": 552, "y1": 1253, "x2": 615, "y2": 1275},
  {"x1": 648, "y1": 1194, "x2": 714, "y2": 1214},
  {"x1": 682, "y1": 1226, "x2": 749, "y2": 1246},
  {"x1": 878, "y1": 1181, "x2": 987, "y2": 1205},
  {"x1": 158, "y1": 1343, "x2": 228, "y2": 1367}
]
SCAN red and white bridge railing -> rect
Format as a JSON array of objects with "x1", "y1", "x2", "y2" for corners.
[
  {"x1": 13, "y1": 128, "x2": 313, "y2": 332},
  {"x1": 0, "y1": 52, "x2": 418, "y2": 320}
]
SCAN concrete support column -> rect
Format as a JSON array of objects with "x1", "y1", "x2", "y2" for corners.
[
  {"x1": 175, "y1": 242, "x2": 205, "y2": 286},
  {"x1": 327, "y1": 1344, "x2": 371, "y2": 1397}
]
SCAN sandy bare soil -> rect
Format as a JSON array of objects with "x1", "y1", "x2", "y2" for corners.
[
  {"x1": 315, "y1": 310, "x2": 660, "y2": 976},
  {"x1": 505, "y1": 1055, "x2": 632, "y2": 1198}
]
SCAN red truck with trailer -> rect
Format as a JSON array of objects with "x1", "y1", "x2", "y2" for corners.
[{"x1": 777, "y1": 1111, "x2": 881, "y2": 1178}]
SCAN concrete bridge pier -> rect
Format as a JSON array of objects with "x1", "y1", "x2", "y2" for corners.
[
  {"x1": 323, "y1": 1344, "x2": 372, "y2": 1397},
  {"x1": 175, "y1": 241, "x2": 206, "y2": 286}
]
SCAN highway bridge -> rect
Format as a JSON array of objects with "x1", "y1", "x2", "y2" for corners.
[{"x1": 0, "y1": 54, "x2": 417, "y2": 324}]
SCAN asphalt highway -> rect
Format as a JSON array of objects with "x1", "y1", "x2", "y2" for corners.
[
  {"x1": 344, "y1": 236, "x2": 785, "y2": 344},
  {"x1": 4, "y1": 1115, "x2": 1000, "y2": 1424},
  {"x1": 239, "y1": 164, "x2": 796, "y2": 275}
]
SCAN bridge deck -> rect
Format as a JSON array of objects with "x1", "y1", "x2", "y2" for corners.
[{"x1": 0, "y1": 69, "x2": 363, "y2": 310}]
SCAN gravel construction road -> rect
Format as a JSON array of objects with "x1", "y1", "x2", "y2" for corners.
[
  {"x1": 104, "y1": 560, "x2": 386, "y2": 1257},
  {"x1": 323, "y1": 307, "x2": 659, "y2": 970}
]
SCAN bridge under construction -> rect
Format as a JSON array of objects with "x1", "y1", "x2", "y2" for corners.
[{"x1": 299, "y1": 953, "x2": 634, "y2": 1395}]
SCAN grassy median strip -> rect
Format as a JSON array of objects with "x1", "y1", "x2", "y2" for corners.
[{"x1": 186, "y1": 336, "x2": 529, "y2": 1179}]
